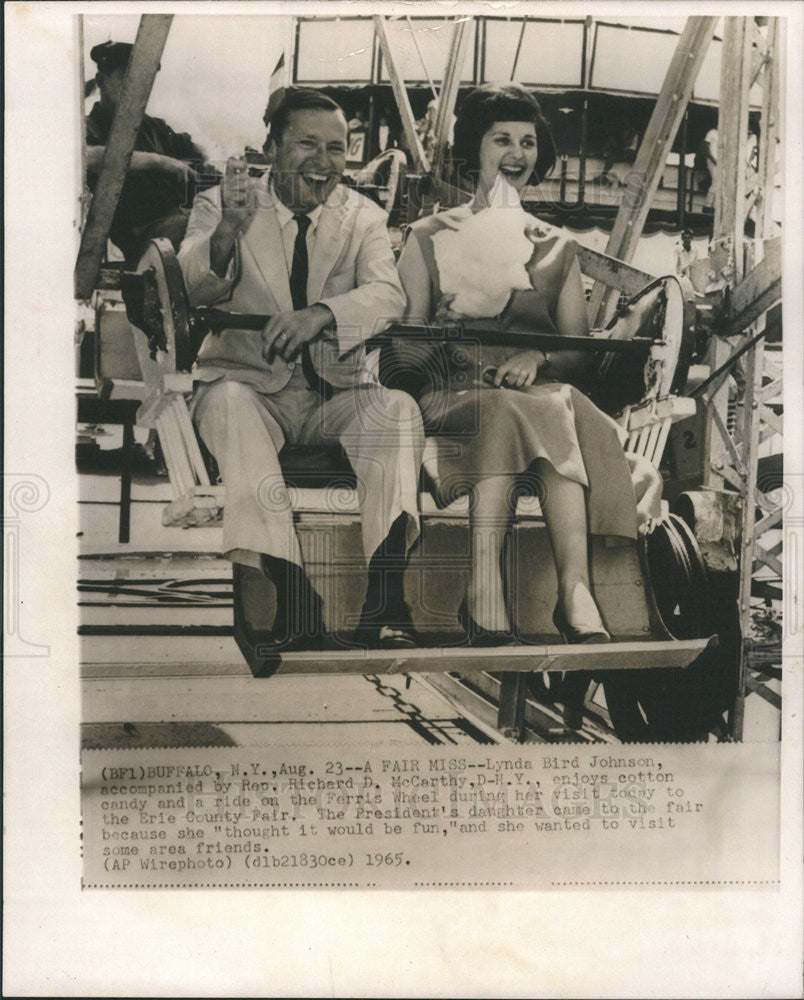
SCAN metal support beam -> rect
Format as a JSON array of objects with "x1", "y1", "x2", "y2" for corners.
[
  {"x1": 713, "y1": 18, "x2": 752, "y2": 281},
  {"x1": 588, "y1": 16, "x2": 717, "y2": 325},
  {"x1": 730, "y1": 238, "x2": 781, "y2": 318},
  {"x1": 702, "y1": 17, "x2": 757, "y2": 496},
  {"x1": 701, "y1": 336, "x2": 734, "y2": 492},
  {"x1": 756, "y1": 19, "x2": 781, "y2": 238},
  {"x1": 749, "y1": 21, "x2": 769, "y2": 89},
  {"x1": 430, "y1": 17, "x2": 473, "y2": 179},
  {"x1": 78, "y1": 15, "x2": 88, "y2": 230},
  {"x1": 405, "y1": 14, "x2": 438, "y2": 100},
  {"x1": 725, "y1": 277, "x2": 781, "y2": 337},
  {"x1": 677, "y1": 110, "x2": 689, "y2": 228},
  {"x1": 497, "y1": 673, "x2": 528, "y2": 741},
  {"x1": 373, "y1": 15, "x2": 430, "y2": 173},
  {"x1": 694, "y1": 18, "x2": 784, "y2": 740},
  {"x1": 510, "y1": 15, "x2": 529, "y2": 82},
  {"x1": 74, "y1": 14, "x2": 172, "y2": 299},
  {"x1": 731, "y1": 312, "x2": 766, "y2": 738}
]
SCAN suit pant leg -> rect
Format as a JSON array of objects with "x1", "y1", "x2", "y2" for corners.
[
  {"x1": 301, "y1": 385, "x2": 424, "y2": 563},
  {"x1": 192, "y1": 379, "x2": 304, "y2": 568}
]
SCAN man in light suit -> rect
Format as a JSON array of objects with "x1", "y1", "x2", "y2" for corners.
[{"x1": 178, "y1": 89, "x2": 424, "y2": 651}]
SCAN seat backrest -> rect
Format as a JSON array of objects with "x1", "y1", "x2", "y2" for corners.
[
  {"x1": 584, "y1": 274, "x2": 695, "y2": 417},
  {"x1": 94, "y1": 301, "x2": 149, "y2": 402},
  {"x1": 354, "y1": 148, "x2": 406, "y2": 211}
]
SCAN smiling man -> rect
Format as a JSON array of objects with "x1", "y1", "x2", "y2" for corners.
[{"x1": 178, "y1": 89, "x2": 424, "y2": 655}]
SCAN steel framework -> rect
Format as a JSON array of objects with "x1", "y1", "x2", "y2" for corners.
[{"x1": 700, "y1": 18, "x2": 783, "y2": 738}]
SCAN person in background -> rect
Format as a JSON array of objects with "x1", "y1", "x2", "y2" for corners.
[
  {"x1": 744, "y1": 128, "x2": 761, "y2": 227},
  {"x1": 377, "y1": 108, "x2": 406, "y2": 155},
  {"x1": 347, "y1": 110, "x2": 368, "y2": 133},
  {"x1": 416, "y1": 97, "x2": 456, "y2": 163},
  {"x1": 378, "y1": 114, "x2": 392, "y2": 153},
  {"x1": 85, "y1": 40, "x2": 219, "y2": 265},
  {"x1": 674, "y1": 228, "x2": 697, "y2": 276},
  {"x1": 701, "y1": 127, "x2": 718, "y2": 213}
]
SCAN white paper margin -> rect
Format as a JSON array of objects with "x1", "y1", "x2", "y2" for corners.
[{"x1": 3, "y1": 1, "x2": 802, "y2": 996}]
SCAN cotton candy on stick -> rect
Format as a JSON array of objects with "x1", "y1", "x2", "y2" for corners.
[{"x1": 432, "y1": 175, "x2": 534, "y2": 318}]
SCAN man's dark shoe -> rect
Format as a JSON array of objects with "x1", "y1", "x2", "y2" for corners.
[
  {"x1": 233, "y1": 563, "x2": 325, "y2": 676},
  {"x1": 353, "y1": 599, "x2": 419, "y2": 650}
]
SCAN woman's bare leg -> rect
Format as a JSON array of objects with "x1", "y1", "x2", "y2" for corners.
[
  {"x1": 533, "y1": 458, "x2": 604, "y2": 627},
  {"x1": 533, "y1": 457, "x2": 603, "y2": 728},
  {"x1": 467, "y1": 474, "x2": 516, "y2": 632},
  {"x1": 466, "y1": 461, "x2": 604, "y2": 632}
]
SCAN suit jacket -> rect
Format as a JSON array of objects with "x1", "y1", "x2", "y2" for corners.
[{"x1": 177, "y1": 173, "x2": 406, "y2": 392}]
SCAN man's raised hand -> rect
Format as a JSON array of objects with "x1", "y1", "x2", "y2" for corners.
[
  {"x1": 221, "y1": 157, "x2": 258, "y2": 232},
  {"x1": 209, "y1": 158, "x2": 259, "y2": 277}
]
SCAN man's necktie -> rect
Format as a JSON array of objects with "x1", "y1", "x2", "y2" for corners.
[{"x1": 290, "y1": 213, "x2": 332, "y2": 399}]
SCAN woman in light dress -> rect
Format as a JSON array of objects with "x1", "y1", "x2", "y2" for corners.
[{"x1": 395, "y1": 84, "x2": 660, "y2": 723}]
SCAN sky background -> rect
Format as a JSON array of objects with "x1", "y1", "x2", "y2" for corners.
[
  {"x1": 81, "y1": 12, "x2": 718, "y2": 166},
  {"x1": 81, "y1": 13, "x2": 739, "y2": 165},
  {"x1": 83, "y1": 14, "x2": 289, "y2": 162}
]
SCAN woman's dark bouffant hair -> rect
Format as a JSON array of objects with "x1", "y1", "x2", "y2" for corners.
[{"x1": 451, "y1": 83, "x2": 557, "y2": 187}]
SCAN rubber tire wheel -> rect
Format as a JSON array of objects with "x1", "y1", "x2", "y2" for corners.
[{"x1": 601, "y1": 516, "x2": 732, "y2": 742}]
